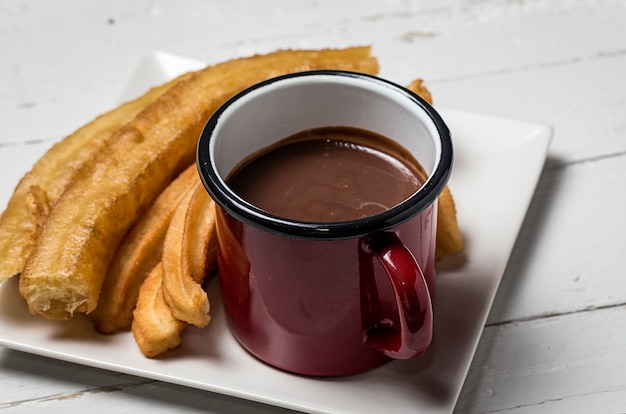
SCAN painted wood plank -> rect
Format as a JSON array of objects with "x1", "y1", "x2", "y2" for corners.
[
  {"x1": 456, "y1": 305, "x2": 626, "y2": 413},
  {"x1": 0, "y1": 1, "x2": 625, "y2": 413},
  {"x1": 0, "y1": 349, "x2": 293, "y2": 413},
  {"x1": 430, "y1": 53, "x2": 626, "y2": 164},
  {"x1": 3, "y1": 305, "x2": 625, "y2": 413},
  {"x1": 2, "y1": 0, "x2": 625, "y2": 161},
  {"x1": 486, "y1": 152, "x2": 626, "y2": 324},
  {"x1": 0, "y1": 350, "x2": 139, "y2": 406}
]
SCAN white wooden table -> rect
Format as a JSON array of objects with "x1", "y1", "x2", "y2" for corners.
[{"x1": 1, "y1": 1, "x2": 625, "y2": 412}]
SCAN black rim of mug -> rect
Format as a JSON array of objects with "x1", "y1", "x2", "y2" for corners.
[{"x1": 197, "y1": 70, "x2": 453, "y2": 240}]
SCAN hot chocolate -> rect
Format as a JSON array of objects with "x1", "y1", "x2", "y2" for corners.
[{"x1": 227, "y1": 126, "x2": 425, "y2": 222}]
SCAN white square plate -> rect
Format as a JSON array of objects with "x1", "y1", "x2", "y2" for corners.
[{"x1": 0, "y1": 52, "x2": 552, "y2": 414}]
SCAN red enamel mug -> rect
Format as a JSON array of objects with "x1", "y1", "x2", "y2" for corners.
[{"x1": 197, "y1": 70, "x2": 453, "y2": 376}]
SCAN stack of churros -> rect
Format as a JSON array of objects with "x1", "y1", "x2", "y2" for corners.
[{"x1": 0, "y1": 47, "x2": 462, "y2": 357}]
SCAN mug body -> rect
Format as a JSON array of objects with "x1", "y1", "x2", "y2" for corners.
[
  {"x1": 216, "y1": 202, "x2": 436, "y2": 376},
  {"x1": 197, "y1": 70, "x2": 452, "y2": 376}
]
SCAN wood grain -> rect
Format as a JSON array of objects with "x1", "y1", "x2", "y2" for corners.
[{"x1": 1, "y1": 0, "x2": 625, "y2": 412}]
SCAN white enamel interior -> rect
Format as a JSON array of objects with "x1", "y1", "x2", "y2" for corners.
[{"x1": 208, "y1": 74, "x2": 442, "y2": 185}]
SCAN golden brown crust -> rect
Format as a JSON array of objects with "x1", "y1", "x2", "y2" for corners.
[
  {"x1": 0, "y1": 74, "x2": 190, "y2": 284},
  {"x1": 406, "y1": 79, "x2": 433, "y2": 105},
  {"x1": 89, "y1": 165, "x2": 200, "y2": 333},
  {"x1": 435, "y1": 186, "x2": 464, "y2": 260},
  {"x1": 132, "y1": 183, "x2": 217, "y2": 356},
  {"x1": 131, "y1": 264, "x2": 187, "y2": 358},
  {"x1": 18, "y1": 47, "x2": 379, "y2": 320},
  {"x1": 161, "y1": 182, "x2": 217, "y2": 328},
  {"x1": 405, "y1": 78, "x2": 464, "y2": 260}
]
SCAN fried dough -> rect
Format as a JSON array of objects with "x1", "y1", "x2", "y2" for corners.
[
  {"x1": 19, "y1": 47, "x2": 379, "y2": 319},
  {"x1": 0, "y1": 74, "x2": 190, "y2": 284},
  {"x1": 406, "y1": 79, "x2": 433, "y2": 105},
  {"x1": 405, "y1": 78, "x2": 464, "y2": 260},
  {"x1": 161, "y1": 182, "x2": 217, "y2": 328},
  {"x1": 133, "y1": 182, "x2": 217, "y2": 356},
  {"x1": 435, "y1": 185, "x2": 464, "y2": 260},
  {"x1": 131, "y1": 264, "x2": 186, "y2": 358},
  {"x1": 89, "y1": 164, "x2": 199, "y2": 333}
]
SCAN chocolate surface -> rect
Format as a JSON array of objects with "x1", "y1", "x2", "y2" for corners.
[{"x1": 227, "y1": 127, "x2": 425, "y2": 222}]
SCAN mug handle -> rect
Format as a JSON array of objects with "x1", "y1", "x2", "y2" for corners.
[{"x1": 362, "y1": 232, "x2": 433, "y2": 359}]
